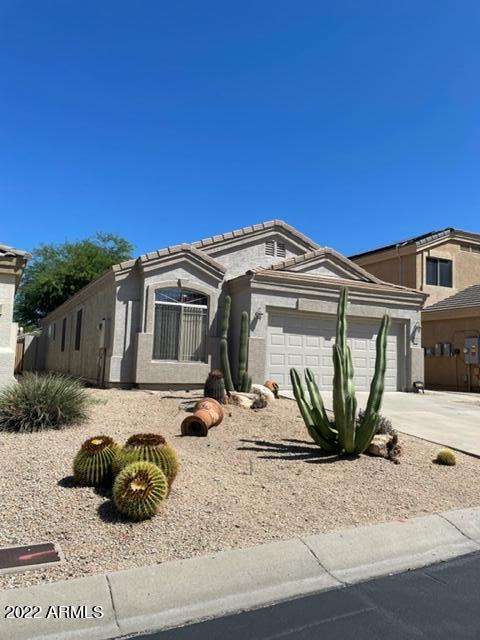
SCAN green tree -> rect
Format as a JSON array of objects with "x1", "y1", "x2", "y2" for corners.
[{"x1": 15, "y1": 232, "x2": 133, "y2": 327}]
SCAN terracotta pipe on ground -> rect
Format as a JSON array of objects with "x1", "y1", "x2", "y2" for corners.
[{"x1": 181, "y1": 398, "x2": 225, "y2": 437}]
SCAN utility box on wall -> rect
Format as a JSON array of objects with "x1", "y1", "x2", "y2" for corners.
[{"x1": 464, "y1": 337, "x2": 480, "y2": 364}]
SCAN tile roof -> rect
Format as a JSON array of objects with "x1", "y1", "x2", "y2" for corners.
[
  {"x1": 191, "y1": 219, "x2": 319, "y2": 251},
  {"x1": 251, "y1": 268, "x2": 426, "y2": 297},
  {"x1": 424, "y1": 284, "x2": 480, "y2": 312},
  {"x1": 251, "y1": 246, "x2": 384, "y2": 283},
  {"x1": 0, "y1": 242, "x2": 31, "y2": 259},
  {"x1": 113, "y1": 243, "x2": 226, "y2": 273}
]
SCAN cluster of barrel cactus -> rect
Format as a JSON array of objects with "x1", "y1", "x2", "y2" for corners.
[
  {"x1": 71, "y1": 432, "x2": 179, "y2": 521},
  {"x1": 290, "y1": 287, "x2": 391, "y2": 455},
  {"x1": 219, "y1": 295, "x2": 252, "y2": 393}
]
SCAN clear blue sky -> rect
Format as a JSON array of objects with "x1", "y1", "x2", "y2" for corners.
[{"x1": 1, "y1": 1, "x2": 479, "y2": 258}]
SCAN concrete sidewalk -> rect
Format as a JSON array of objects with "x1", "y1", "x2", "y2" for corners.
[
  {"x1": 2, "y1": 507, "x2": 480, "y2": 640},
  {"x1": 282, "y1": 390, "x2": 480, "y2": 456}
]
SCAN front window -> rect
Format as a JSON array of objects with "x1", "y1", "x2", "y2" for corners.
[
  {"x1": 426, "y1": 257, "x2": 452, "y2": 287},
  {"x1": 153, "y1": 288, "x2": 208, "y2": 362}
]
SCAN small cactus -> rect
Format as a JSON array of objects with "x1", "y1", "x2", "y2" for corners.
[
  {"x1": 113, "y1": 461, "x2": 168, "y2": 520},
  {"x1": 435, "y1": 448, "x2": 456, "y2": 466},
  {"x1": 113, "y1": 433, "x2": 179, "y2": 486},
  {"x1": 204, "y1": 369, "x2": 226, "y2": 403},
  {"x1": 73, "y1": 435, "x2": 119, "y2": 486}
]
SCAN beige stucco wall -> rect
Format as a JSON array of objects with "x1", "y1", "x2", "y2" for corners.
[
  {"x1": 352, "y1": 251, "x2": 417, "y2": 289},
  {"x1": 419, "y1": 241, "x2": 480, "y2": 305},
  {"x1": 422, "y1": 310, "x2": 480, "y2": 390},
  {"x1": 0, "y1": 272, "x2": 17, "y2": 388},
  {"x1": 202, "y1": 232, "x2": 308, "y2": 278},
  {"x1": 42, "y1": 273, "x2": 116, "y2": 385}
]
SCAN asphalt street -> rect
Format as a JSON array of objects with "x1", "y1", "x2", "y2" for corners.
[{"x1": 130, "y1": 551, "x2": 480, "y2": 639}]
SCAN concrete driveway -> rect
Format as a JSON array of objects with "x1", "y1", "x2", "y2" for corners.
[{"x1": 282, "y1": 390, "x2": 480, "y2": 457}]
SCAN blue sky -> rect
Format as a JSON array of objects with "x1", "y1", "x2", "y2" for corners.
[{"x1": 1, "y1": 1, "x2": 479, "y2": 258}]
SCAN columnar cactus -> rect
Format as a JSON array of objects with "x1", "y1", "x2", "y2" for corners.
[
  {"x1": 73, "y1": 435, "x2": 119, "y2": 486},
  {"x1": 290, "y1": 287, "x2": 390, "y2": 455},
  {"x1": 220, "y1": 296, "x2": 234, "y2": 392},
  {"x1": 237, "y1": 311, "x2": 252, "y2": 392},
  {"x1": 113, "y1": 461, "x2": 168, "y2": 520}
]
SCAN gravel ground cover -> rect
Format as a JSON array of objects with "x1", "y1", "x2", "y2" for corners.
[{"x1": 1, "y1": 388, "x2": 479, "y2": 590}]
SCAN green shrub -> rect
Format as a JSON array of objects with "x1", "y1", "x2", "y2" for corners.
[
  {"x1": 0, "y1": 373, "x2": 89, "y2": 432},
  {"x1": 435, "y1": 448, "x2": 456, "y2": 466}
]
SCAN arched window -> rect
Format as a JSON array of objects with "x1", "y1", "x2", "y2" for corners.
[{"x1": 153, "y1": 288, "x2": 208, "y2": 362}]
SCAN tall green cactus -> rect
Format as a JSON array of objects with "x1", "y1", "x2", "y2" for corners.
[
  {"x1": 220, "y1": 296, "x2": 234, "y2": 392},
  {"x1": 290, "y1": 287, "x2": 390, "y2": 455},
  {"x1": 237, "y1": 311, "x2": 252, "y2": 392}
]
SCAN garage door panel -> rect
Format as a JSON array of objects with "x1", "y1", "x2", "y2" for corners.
[{"x1": 267, "y1": 312, "x2": 402, "y2": 392}]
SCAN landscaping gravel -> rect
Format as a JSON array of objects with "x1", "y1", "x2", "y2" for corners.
[{"x1": 1, "y1": 388, "x2": 480, "y2": 590}]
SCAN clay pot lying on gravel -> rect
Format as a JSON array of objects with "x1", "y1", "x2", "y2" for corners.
[
  {"x1": 181, "y1": 398, "x2": 225, "y2": 437},
  {"x1": 264, "y1": 380, "x2": 279, "y2": 398}
]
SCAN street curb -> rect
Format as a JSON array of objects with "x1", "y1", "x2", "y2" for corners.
[{"x1": 2, "y1": 507, "x2": 480, "y2": 639}]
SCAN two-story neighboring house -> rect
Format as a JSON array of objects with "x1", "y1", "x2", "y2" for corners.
[{"x1": 351, "y1": 228, "x2": 480, "y2": 391}]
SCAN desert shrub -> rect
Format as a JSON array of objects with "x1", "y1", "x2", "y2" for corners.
[
  {"x1": 0, "y1": 373, "x2": 89, "y2": 432},
  {"x1": 435, "y1": 448, "x2": 456, "y2": 466},
  {"x1": 357, "y1": 410, "x2": 395, "y2": 436}
]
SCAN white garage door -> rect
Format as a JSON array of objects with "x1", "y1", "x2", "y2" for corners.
[{"x1": 267, "y1": 311, "x2": 403, "y2": 391}]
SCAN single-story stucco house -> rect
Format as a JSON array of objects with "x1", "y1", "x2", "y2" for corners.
[
  {"x1": 0, "y1": 242, "x2": 31, "y2": 388},
  {"x1": 38, "y1": 220, "x2": 426, "y2": 391}
]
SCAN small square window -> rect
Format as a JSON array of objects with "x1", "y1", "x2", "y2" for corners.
[{"x1": 426, "y1": 257, "x2": 452, "y2": 287}]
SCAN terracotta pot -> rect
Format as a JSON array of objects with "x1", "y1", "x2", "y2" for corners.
[
  {"x1": 264, "y1": 380, "x2": 279, "y2": 398},
  {"x1": 181, "y1": 398, "x2": 225, "y2": 437}
]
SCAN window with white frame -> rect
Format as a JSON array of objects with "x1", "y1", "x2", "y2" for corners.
[{"x1": 153, "y1": 288, "x2": 208, "y2": 362}]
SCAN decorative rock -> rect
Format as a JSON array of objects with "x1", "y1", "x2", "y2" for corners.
[
  {"x1": 251, "y1": 384, "x2": 275, "y2": 403},
  {"x1": 367, "y1": 434, "x2": 391, "y2": 457},
  {"x1": 228, "y1": 392, "x2": 255, "y2": 409}
]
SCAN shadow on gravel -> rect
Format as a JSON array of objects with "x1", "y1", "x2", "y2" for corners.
[
  {"x1": 97, "y1": 499, "x2": 125, "y2": 523},
  {"x1": 237, "y1": 438, "x2": 349, "y2": 463},
  {"x1": 57, "y1": 475, "x2": 77, "y2": 488}
]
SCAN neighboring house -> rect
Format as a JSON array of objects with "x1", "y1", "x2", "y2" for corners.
[
  {"x1": 38, "y1": 220, "x2": 426, "y2": 391},
  {"x1": 0, "y1": 243, "x2": 30, "y2": 388},
  {"x1": 350, "y1": 227, "x2": 480, "y2": 391},
  {"x1": 422, "y1": 286, "x2": 480, "y2": 391}
]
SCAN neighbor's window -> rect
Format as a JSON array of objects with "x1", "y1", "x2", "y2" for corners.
[
  {"x1": 153, "y1": 288, "x2": 208, "y2": 362},
  {"x1": 53, "y1": 322, "x2": 56, "y2": 341},
  {"x1": 426, "y1": 257, "x2": 452, "y2": 287},
  {"x1": 74, "y1": 309, "x2": 83, "y2": 351},
  {"x1": 61, "y1": 318, "x2": 67, "y2": 352}
]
